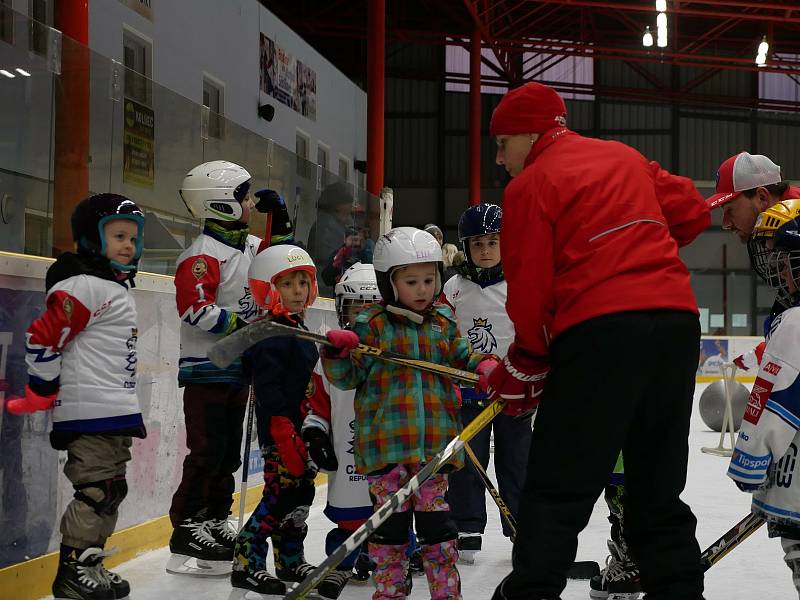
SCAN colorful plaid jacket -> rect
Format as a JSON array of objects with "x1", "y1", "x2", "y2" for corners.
[{"x1": 322, "y1": 302, "x2": 486, "y2": 474}]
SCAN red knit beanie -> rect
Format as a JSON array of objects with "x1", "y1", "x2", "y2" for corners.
[{"x1": 489, "y1": 82, "x2": 567, "y2": 136}]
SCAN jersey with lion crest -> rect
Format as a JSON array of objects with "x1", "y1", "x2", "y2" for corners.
[{"x1": 443, "y1": 275, "x2": 514, "y2": 403}]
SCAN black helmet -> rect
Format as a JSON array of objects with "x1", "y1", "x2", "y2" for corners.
[
  {"x1": 458, "y1": 203, "x2": 501, "y2": 267},
  {"x1": 71, "y1": 193, "x2": 145, "y2": 273},
  {"x1": 769, "y1": 217, "x2": 800, "y2": 305}
]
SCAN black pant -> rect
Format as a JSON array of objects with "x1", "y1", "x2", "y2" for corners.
[
  {"x1": 169, "y1": 382, "x2": 248, "y2": 527},
  {"x1": 493, "y1": 310, "x2": 704, "y2": 600},
  {"x1": 449, "y1": 406, "x2": 532, "y2": 538}
]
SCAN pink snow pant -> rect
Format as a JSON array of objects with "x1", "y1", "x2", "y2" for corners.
[{"x1": 367, "y1": 463, "x2": 461, "y2": 599}]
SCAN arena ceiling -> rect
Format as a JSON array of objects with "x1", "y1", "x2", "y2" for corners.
[{"x1": 264, "y1": 0, "x2": 800, "y2": 111}]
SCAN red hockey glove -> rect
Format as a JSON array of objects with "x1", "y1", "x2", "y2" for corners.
[
  {"x1": 486, "y1": 344, "x2": 548, "y2": 417},
  {"x1": 324, "y1": 329, "x2": 359, "y2": 358},
  {"x1": 732, "y1": 341, "x2": 766, "y2": 372},
  {"x1": 5, "y1": 385, "x2": 57, "y2": 416},
  {"x1": 270, "y1": 416, "x2": 309, "y2": 477},
  {"x1": 476, "y1": 358, "x2": 500, "y2": 393}
]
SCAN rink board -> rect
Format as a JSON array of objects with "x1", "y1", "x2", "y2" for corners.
[
  {"x1": 0, "y1": 251, "x2": 337, "y2": 599},
  {"x1": 0, "y1": 251, "x2": 760, "y2": 599}
]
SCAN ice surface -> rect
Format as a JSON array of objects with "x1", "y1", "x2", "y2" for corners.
[{"x1": 43, "y1": 382, "x2": 797, "y2": 599}]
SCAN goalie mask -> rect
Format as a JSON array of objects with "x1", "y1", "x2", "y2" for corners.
[
  {"x1": 248, "y1": 245, "x2": 318, "y2": 314},
  {"x1": 768, "y1": 216, "x2": 800, "y2": 307},
  {"x1": 334, "y1": 262, "x2": 381, "y2": 328},
  {"x1": 179, "y1": 160, "x2": 252, "y2": 222},
  {"x1": 373, "y1": 227, "x2": 443, "y2": 306},
  {"x1": 749, "y1": 199, "x2": 800, "y2": 306}
]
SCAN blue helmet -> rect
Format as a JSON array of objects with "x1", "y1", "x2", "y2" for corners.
[{"x1": 458, "y1": 203, "x2": 501, "y2": 267}]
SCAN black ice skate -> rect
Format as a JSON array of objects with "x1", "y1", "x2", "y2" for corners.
[
  {"x1": 228, "y1": 567, "x2": 286, "y2": 599},
  {"x1": 99, "y1": 563, "x2": 131, "y2": 599},
  {"x1": 409, "y1": 547, "x2": 424, "y2": 574},
  {"x1": 589, "y1": 540, "x2": 642, "y2": 600},
  {"x1": 276, "y1": 561, "x2": 317, "y2": 583},
  {"x1": 457, "y1": 532, "x2": 482, "y2": 565},
  {"x1": 166, "y1": 518, "x2": 233, "y2": 577},
  {"x1": 52, "y1": 547, "x2": 115, "y2": 600},
  {"x1": 316, "y1": 566, "x2": 352, "y2": 599},
  {"x1": 208, "y1": 516, "x2": 238, "y2": 551},
  {"x1": 352, "y1": 551, "x2": 375, "y2": 582}
]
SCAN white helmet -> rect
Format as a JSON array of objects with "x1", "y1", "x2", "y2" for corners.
[
  {"x1": 334, "y1": 262, "x2": 381, "y2": 327},
  {"x1": 248, "y1": 244, "x2": 318, "y2": 313},
  {"x1": 373, "y1": 227, "x2": 443, "y2": 304},
  {"x1": 179, "y1": 160, "x2": 252, "y2": 221}
]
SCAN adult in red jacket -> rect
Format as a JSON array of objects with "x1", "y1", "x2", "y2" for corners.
[{"x1": 485, "y1": 82, "x2": 710, "y2": 600}]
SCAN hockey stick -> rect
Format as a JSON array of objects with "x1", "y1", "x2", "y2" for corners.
[
  {"x1": 462, "y1": 442, "x2": 600, "y2": 579},
  {"x1": 284, "y1": 397, "x2": 507, "y2": 599},
  {"x1": 700, "y1": 512, "x2": 765, "y2": 571},
  {"x1": 208, "y1": 318, "x2": 480, "y2": 386},
  {"x1": 237, "y1": 384, "x2": 256, "y2": 532},
  {"x1": 464, "y1": 442, "x2": 517, "y2": 540}
]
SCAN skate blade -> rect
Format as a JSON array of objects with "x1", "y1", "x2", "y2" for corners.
[
  {"x1": 608, "y1": 594, "x2": 641, "y2": 600},
  {"x1": 165, "y1": 553, "x2": 232, "y2": 577},
  {"x1": 227, "y1": 588, "x2": 287, "y2": 600}
]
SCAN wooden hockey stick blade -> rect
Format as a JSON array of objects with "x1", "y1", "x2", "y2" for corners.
[
  {"x1": 700, "y1": 512, "x2": 765, "y2": 571},
  {"x1": 284, "y1": 398, "x2": 506, "y2": 599},
  {"x1": 208, "y1": 318, "x2": 480, "y2": 385},
  {"x1": 464, "y1": 442, "x2": 517, "y2": 540}
]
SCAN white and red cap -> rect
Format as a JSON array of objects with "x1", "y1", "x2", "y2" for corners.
[{"x1": 707, "y1": 152, "x2": 782, "y2": 209}]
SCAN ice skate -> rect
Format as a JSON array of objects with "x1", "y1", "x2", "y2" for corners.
[
  {"x1": 228, "y1": 567, "x2": 286, "y2": 599},
  {"x1": 52, "y1": 547, "x2": 115, "y2": 600},
  {"x1": 589, "y1": 540, "x2": 641, "y2": 600},
  {"x1": 351, "y1": 551, "x2": 375, "y2": 582},
  {"x1": 456, "y1": 532, "x2": 482, "y2": 565},
  {"x1": 316, "y1": 566, "x2": 352, "y2": 599},
  {"x1": 208, "y1": 516, "x2": 239, "y2": 551},
  {"x1": 276, "y1": 561, "x2": 317, "y2": 583},
  {"x1": 409, "y1": 546, "x2": 424, "y2": 574},
  {"x1": 166, "y1": 518, "x2": 233, "y2": 577},
  {"x1": 99, "y1": 563, "x2": 131, "y2": 599}
]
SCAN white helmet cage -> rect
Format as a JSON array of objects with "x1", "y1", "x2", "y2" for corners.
[
  {"x1": 334, "y1": 262, "x2": 382, "y2": 327},
  {"x1": 372, "y1": 227, "x2": 443, "y2": 305},
  {"x1": 248, "y1": 244, "x2": 318, "y2": 313},
  {"x1": 179, "y1": 160, "x2": 252, "y2": 222}
]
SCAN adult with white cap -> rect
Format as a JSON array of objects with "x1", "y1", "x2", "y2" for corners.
[{"x1": 707, "y1": 151, "x2": 800, "y2": 243}]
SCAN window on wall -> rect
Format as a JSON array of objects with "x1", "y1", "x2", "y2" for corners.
[
  {"x1": 0, "y1": 1, "x2": 13, "y2": 45},
  {"x1": 295, "y1": 130, "x2": 312, "y2": 178},
  {"x1": 317, "y1": 143, "x2": 330, "y2": 186},
  {"x1": 202, "y1": 76, "x2": 224, "y2": 139},
  {"x1": 445, "y1": 41, "x2": 594, "y2": 100},
  {"x1": 338, "y1": 156, "x2": 350, "y2": 183},
  {"x1": 29, "y1": 0, "x2": 53, "y2": 55},
  {"x1": 759, "y1": 59, "x2": 800, "y2": 110},
  {"x1": 123, "y1": 29, "x2": 152, "y2": 106}
]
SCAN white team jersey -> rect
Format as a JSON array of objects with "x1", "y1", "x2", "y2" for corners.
[
  {"x1": 317, "y1": 364, "x2": 372, "y2": 513},
  {"x1": 443, "y1": 274, "x2": 514, "y2": 357},
  {"x1": 26, "y1": 274, "x2": 141, "y2": 430},
  {"x1": 728, "y1": 307, "x2": 800, "y2": 527},
  {"x1": 175, "y1": 232, "x2": 261, "y2": 369}
]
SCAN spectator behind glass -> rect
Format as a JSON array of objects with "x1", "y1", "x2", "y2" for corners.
[
  {"x1": 321, "y1": 226, "x2": 374, "y2": 286},
  {"x1": 307, "y1": 181, "x2": 358, "y2": 295}
]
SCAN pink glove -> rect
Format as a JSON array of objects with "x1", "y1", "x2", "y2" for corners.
[
  {"x1": 476, "y1": 358, "x2": 500, "y2": 392},
  {"x1": 270, "y1": 416, "x2": 309, "y2": 477},
  {"x1": 486, "y1": 344, "x2": 548, "y2": 417},
  {"x1": 325, "y1": 329, "x2": 359, "y2": 358},
  {"x1": 6, "y1": 385, "x2": 57, "y2": 415}
]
